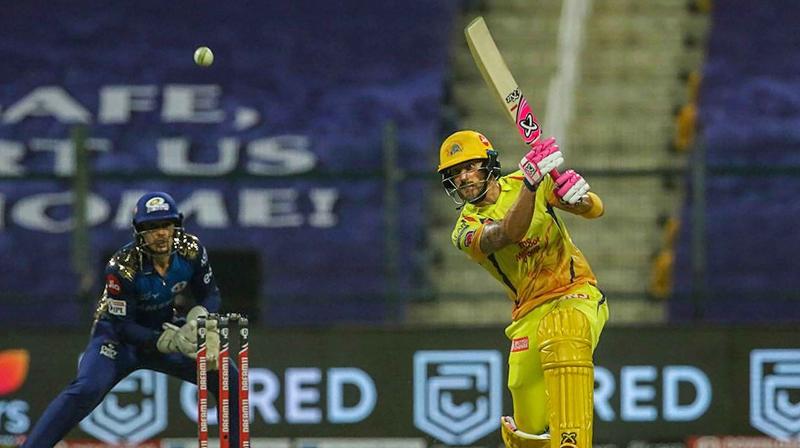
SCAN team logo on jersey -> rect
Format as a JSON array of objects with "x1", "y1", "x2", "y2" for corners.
[
  {"x1": 413, "y1": 350, "x2": 502, "y2": 445},
  {"x1": 105, "y1": 274, "x2": 121, "y2": 296},
  {"x1": 145, "y1": 196, "x2": 170, "y2": 213},
  {"x1": 79, "y1": 370, "x2": 168, "y2": 443},
  {"x1": 449, "y1": 143, "x2": 463, "y2": 156},
  {"x1": 171, "y1": 281, "x2": 188, "y2": 294},
  {"x1": 107, "y1": 299, "x2": 127, "y2": 316}
]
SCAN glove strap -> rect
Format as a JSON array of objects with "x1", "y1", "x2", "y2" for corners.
[{"x1": 523, "y1": 177, "x2": 539, "y2": 192}]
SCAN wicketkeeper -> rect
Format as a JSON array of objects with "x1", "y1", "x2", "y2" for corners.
[
  {"x1": 24, "y1": 192, "x2": 240, "y2": 447},
  {"x1": 437, "y1": 131, "x2": 609, "y2": 448}
]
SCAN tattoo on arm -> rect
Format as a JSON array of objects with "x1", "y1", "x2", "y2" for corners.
[{"x1": 479, "y1": 220, "x2": 513, "y2": 254}]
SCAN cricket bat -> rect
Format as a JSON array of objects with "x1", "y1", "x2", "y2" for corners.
[{"x1": 464, "y1": 16, "x2": 560, "y2": 178}]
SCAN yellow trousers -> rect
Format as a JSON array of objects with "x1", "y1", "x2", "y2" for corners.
[{"x1": 504, "y1": 283, "x2": 609, "y2": 443}]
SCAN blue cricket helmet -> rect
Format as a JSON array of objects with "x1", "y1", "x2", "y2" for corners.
[{"x1": 132, "y1": 192, "x2": 183, "y2": 231}]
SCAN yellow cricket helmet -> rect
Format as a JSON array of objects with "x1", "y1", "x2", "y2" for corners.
[
  {"x1": 437, "y1": 130, "x2": 501, "y2": 207},
  {"x1": 437, "y1": 130, "x2": 496, "y2": 173}
]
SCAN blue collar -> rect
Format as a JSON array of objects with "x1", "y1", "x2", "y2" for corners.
[{"x1": 140, "y1": 253, "x2": 174, "y2": 275}]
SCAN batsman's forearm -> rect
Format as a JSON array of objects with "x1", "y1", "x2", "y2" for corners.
[
  {"x1": 478, "y1": 187, "x2": 536, "y2": 254},
  {"x1": 502, "y1": 187, "x2": 537, "y2": 242}
]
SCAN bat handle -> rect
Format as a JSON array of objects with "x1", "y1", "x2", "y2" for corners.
[{"x1": 514, "y1": 97, "x2": 561, "y2": 180}]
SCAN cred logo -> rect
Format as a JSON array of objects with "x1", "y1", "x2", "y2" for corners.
[
  {"x1": 413, "y1": 350, "x2": 502, "y2": 445},
  {"x1": 750, "y1": 349, "x2": 800, "y2": 440},
  {"x1": 79, "y1": 370, "x2": 168, "y2": 443},
  {"x1": 0, "y1": 350, "x2": 29, "y2": 395}
]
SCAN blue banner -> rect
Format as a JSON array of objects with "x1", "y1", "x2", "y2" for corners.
[
  {"x1": 671, "y1": 0, "x2": 800, "y2": 321},
  {"x1": 0, "y1": 2, "x2": 457, "y2": 324}
]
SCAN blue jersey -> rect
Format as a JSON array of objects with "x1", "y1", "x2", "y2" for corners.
[{"x1": 92, "y1": 231, "x2": 221, "y2": 348}]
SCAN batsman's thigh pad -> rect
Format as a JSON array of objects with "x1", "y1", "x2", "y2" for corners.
[
  {"x1": 537, "y1": 306, "x2": 594, "y2": 448},
  {"x1": 505, "y1": 311, "x2": 549, "y2": 435},
  {"x1": 501, "y1": 415, "x2": 551, "y2": 448}
]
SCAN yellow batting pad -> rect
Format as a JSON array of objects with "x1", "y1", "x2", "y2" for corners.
[
  {"x1": 537, "y1": 307, "x2": 594, "y2": 448},
  {"x1": 501, "y1": 416, "x2": 551, "y2": 448}
]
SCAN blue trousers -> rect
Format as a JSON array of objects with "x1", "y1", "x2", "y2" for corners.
[{"x1": 23, "y1": 331, "x2": 239, "y2": 447}]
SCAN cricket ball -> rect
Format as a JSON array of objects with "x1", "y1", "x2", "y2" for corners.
[{"x1": 194, "y1": 46, "x2": 214, "y2": 67}]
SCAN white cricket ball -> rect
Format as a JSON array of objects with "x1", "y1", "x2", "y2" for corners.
[{"x1": 194, "y1": 46, "x2": 214, "y2": 67}]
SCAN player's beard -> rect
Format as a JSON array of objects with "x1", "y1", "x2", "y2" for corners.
[
  {"x1": 456, "y1": 173, "x2": 490, "y2": 204},
  {"x1": 142, "y1": 233, "x2": 173, "y2": 255},
  {"x1": 151, "y1": 240, "x2": 172, "y2": 255}
]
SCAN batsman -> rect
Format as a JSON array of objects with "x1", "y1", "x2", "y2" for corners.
[
  {"x1": 23, "y1": 192, "x2": 241, "y2": 447},
  {"x1": 437, "y1": 130, "x2": 609, "y2": 448}
]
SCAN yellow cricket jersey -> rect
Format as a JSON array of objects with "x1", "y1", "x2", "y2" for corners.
[{"x1": 451, "y1": 171, "x2": 599, "y2": 321}]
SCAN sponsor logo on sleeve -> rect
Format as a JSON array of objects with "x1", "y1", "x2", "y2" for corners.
[
  {"x1": 464, "y1": 230, "x2": 475, "y2": 248},
  {"x1": 455, "y1": 226, "x2": 468, "y2": 250},
  {"x1": 100, "y1": 342, "x2": 118, "y2": 360},
  {"x1": 105, "y1": 274, "x2": 121, "y2": 296},
  {"x1": 108, "y1": 299, "x2": 127, "y2": 316}
]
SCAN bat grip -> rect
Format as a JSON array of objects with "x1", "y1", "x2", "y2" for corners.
[{"x1": 549, "y1": 168, "x2": 560, "y2": 178}]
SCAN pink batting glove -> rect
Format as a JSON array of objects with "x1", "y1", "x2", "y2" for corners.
[
  {"x1": 518, "y1": 137, "x2": 563, "y2": 191},
  {"x1": 554, "y1": 169, "x2": 591, "y2": 205}
]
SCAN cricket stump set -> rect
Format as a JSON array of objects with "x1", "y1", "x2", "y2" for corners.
[{"x1": 197, "y1": 313, "x2": 250, "y2": 448}]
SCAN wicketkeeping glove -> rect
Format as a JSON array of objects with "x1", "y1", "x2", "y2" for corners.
[
  {"x1": 173, "y1": 305, "x2": 218, "y2": 344},
  {"x1": 156, "y1": 321, "x2": 220, "y2": 369},
  {"x1": 519, "y1": 137, "x2": 564, "y2": 191},
  {"x1": 202, "y1": 323, "x2": 220, "y2": 371},
  {"x1": 182, "y1": 305, "x2": 220, "y2": 369},
  {"x1": 554, "y1": 169, "x2": 591, "y2": 205},
  {"x1": 187, "y1": 305, "x2": 208, "y2": 324},
  {"x1": 156, "y1": 322, "x2": 196, "y2": 356}
]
